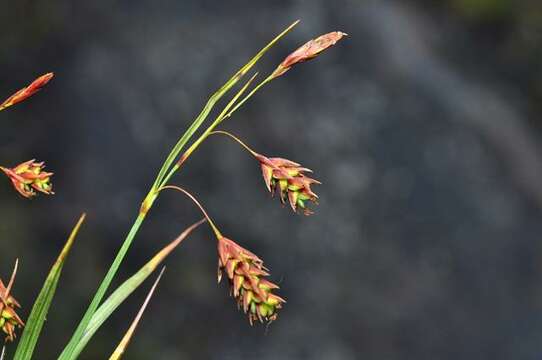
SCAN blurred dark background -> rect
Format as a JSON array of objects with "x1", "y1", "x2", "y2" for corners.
[{"x1": 0, "y1": 0, "x2": 541, "y2": 359}]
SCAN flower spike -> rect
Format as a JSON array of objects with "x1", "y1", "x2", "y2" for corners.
[
  {"x1": 1, "y1": 159, "x2": 54, "y2": 198},
  {"x1": 256, "y1": 154, "x2": 321, "y2": 215},
  {"x1": 209, "y1": 131, "x2": 320, "y2": 215},
  {"x1": 158, "y1": 184, "x2": 286, "y2": 324},
  {"x1": 271, "y1": 31, "x2": 347, "y2": 78},
  {"x1": 0, "y1": 73, "x2": 54, "y2": 111},
  {"x1": 217, "y1": 236, "x2": 285, "y2": 325}
]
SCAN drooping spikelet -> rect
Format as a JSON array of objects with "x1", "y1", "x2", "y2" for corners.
[
  {"x1": 271, "y1": 31, "x2": 347, "y2": 78},
  {"x1": 256, "y1": 154, "x2": 320, "y2": 215},
  {"x1": 0, "y1": 73, "x2": 54, "y2": 111},
  {"x1": 217, "y1": 236, "x2": 285, "y2": 325},
  {"x1": 1, "y1": 159, "x2": 54, "y2": 198}
]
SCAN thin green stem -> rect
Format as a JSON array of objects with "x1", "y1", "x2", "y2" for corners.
[
  {"x1": 158, "y1": 185, "x2": 222, "y2": 238},
  {"x1": 172, "y1": 72, "x2": 259, "y2": 170},
  {"x1": 159, "y1": 72, "x2": 259, "y2": 187},
  {"x1": 58, "y1": 211, "x2": 147, "y2": 359},
  {"x1": 152, "y1": 21, "x2": 299, "y2": 189},
  {"x1": 165, "y1": 73, "x2": 274, "y2": 183},
  {"x1": 208, "y1": 130, "x2": 259, "y2": 157},
  {"x1": 219, "y1": 75, "x2": 274, "y2": 124}
]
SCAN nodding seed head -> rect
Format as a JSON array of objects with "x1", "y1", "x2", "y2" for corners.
[
  {"x1": 256, "y1": 154, "x2": 320, "y2": 215},
  {"x1": 217, "y1": 236, "x2": 285, "y2": 325}
]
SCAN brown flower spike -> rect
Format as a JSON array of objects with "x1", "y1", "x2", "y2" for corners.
[
  {"x1": 271, "y1": 31, "x2": 347, "y2": 78},
  {"x1": 217, "y1": 236, "x2": 285, "y2": 325},
  {"x1": 0, "y1": 73, "x2": 54, "y2": 111},
  {"x1": 159, "y1": 185, "x2": 287, "y2": 325},
  {"x1": 256, "y1": 154, "x2": 320, "y2": 215},
  {"x1": 1, "y1": 159, "x2": 54, "y2": 198},
  {"x1": 209, "y1": 131, "x2": 320, "y2": 215},
  {"x1": 0, "y1": 261, "x2": 24, "y2": 342}
]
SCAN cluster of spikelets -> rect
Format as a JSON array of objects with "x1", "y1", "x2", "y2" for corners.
[
  {"x1": 0, "y1": 73, "x2": 55, "y2": 199},
  {"x1": 217, "y1": 236, "x2": 285, "y2": 325},
  {"x1": 256, "y1": 154, "x2": 320, "y2": 215},
  {"x1": 200, "y1": 30, "x2": 345, "y2": 323},
  {"x1": 0, "y1": 25, "x2": 346, "y2": 350}
]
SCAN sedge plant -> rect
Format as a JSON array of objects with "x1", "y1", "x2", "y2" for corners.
[{"x1": 1, "y1": 21, "x2": 346, "y2": 359}]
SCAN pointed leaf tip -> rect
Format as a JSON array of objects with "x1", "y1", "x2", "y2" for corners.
[
  {"x1": 109, "y1": 267, "x2": 166, "y2": 360},
  {"x1": 13, "y1": 214, "x2": 86, "y2": 360}
]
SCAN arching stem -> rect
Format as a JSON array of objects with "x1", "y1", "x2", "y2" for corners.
[
  {"x1": 158, "y1": 185, "x2": 222, "y2": 239},
  {"x1": 209, "y1": 130, "x2": 260, "y2": 157}
]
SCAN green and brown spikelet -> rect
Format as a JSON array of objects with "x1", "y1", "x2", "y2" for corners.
[
  {"x1": 217, "y1": 236, "x2": 285, "y2": 325},
  {"x1": 256, "y1": 154, "x2": 320, "y2": 215},
  {"x1": 0, "y1": 159, "x2": 54, "y2": 198},
  {"x1": 207, "y1": 131, "x2": 321, "y2": 215}
]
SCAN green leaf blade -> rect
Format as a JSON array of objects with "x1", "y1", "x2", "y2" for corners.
[
  {"x1": 13, "y1": 214, "x2": 86, "y2": 360},
  {"x1": 109, "y1": 267, "x2": 165, "y2": 360},
  {"x1": 69, "y1": 219, "x2": 204, "y2": 359}
]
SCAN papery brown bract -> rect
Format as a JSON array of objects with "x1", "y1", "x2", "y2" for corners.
[
  {"x1": 0, "y1": 159, "x2": 54, "y2": 198},
  {"x1": 271, "y1": 31, "x2": 347, "y2": 78},
  {"x1": 217, "y1": 236, "x2": 285, "y2": 325},
  {"x1": 256, "y1": 154, "x2": 320, "y2": 215},
  {"x1": 0, "y1": 73, "x2": 54, "y2": 111}
]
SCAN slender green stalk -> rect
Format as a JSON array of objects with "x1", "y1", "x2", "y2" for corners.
[
  {"x1": 58, "y1": 213, "x2": 146, "y2": 360},
  {"x1": 152, "y1": 20, "x2": 299, "y2": 189},
  {"x1": 208, "y1": 130, "x2": 259, "y2": 157},
  {"x1": 165, "y1": 73, "x2": 275, "y2": 180},
  {"x1": 158, "y1": 185, "x2": 222, "y2": 238},
  {"x1": 70, "y1": 220, "x2": 205, "y2": 359},
  {"x1": 219, "y1": 75, "x2": 274, "y2": 124},
  {"x1": 165, "y1": 72, "x2": 259, "y2": 180}
]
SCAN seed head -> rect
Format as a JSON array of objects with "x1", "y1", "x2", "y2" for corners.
[
  {"x1": 272, "y1": 31, "x2": 347, "y2": 78},
  {"x1": 217, "y1": 236, "x2": 285, "y2": 325},
  {"x1": 1, "y1": 159, "x2": 54, "y2": 198},
  {"x1": 256, "y1": 154, "x2": 320, "y2": 215},
  {"x1": 0, "y1": 73, "x2": 54, "y2": 111}
]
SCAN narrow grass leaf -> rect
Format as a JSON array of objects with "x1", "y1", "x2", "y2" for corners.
[
  {"x1": 69, "y1": 219, "x2": 205, "y2": 359},
  {"x1": 13, "y1": 214, "x2": 86, "y2": 360},
  {"x1": 109, "y1": 267, "x2": 165, "y2": 360}
]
